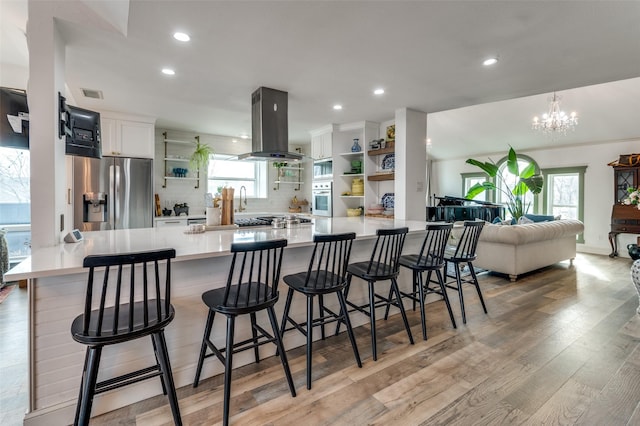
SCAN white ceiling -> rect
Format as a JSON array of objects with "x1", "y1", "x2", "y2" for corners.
[{"x1": 2, "y1": 0, "x2": 640, "y2": 160}]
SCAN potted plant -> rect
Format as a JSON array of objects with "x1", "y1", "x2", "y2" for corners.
[
  {"x1": 465, "y1": 147, "x2": 543, "y2": 220},
  {"x1": 273, "y1": 161, "x2": 288, "y2": 178},
  {"x1": 190, "y1": 137, "x2": 213, "y2": 172}
]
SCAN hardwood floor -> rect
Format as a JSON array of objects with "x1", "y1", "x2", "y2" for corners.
[
  {"x1": 0, "y1": 284, "x2": 28, "y2": 426},
  {"x1": 88, "y1": 253, "x2": 640, "y2": 425},
  {"x1": 3, "y1": 253, "x2": 640, "y2": 425}
]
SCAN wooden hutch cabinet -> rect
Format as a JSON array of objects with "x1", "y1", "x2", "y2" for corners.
[{"x1": 609, "y1": 162, "x2": 640, "y2": 257}]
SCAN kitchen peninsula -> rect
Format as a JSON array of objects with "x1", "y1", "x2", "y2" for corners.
[{"x1": 6, "y1": 216, "x2": 429, "y2": 425}]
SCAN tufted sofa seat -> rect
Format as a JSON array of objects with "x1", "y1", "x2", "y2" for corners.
[{"x1": 473, "y1": 219, "x2": 585, "y2": 281}]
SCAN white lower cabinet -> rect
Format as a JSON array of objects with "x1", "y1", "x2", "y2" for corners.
[{"x1": 155, "y1": 218, "x2": 187, "y2": 227}]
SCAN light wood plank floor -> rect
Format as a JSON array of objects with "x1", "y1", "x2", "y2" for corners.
[{"x1": 47, "y1": 254, "x2": 640, "y2": 424}]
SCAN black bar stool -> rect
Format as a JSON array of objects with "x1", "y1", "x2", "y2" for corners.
[
  {"x1": 444, "y1": 220, "x2": 487, "y2": 324},
  {"x1": 193, "y1": 239, "x2": 295, "y2": 426},
  {"x1": 337, "y1": 227, "x2": 414, "y2": 361},
  {"x1": 280, "y1": 233, "x2": 361, "y2": 390},
  {"x1": 70, "y1": 248, "x2": 182, "y2": 426},
  {"x1": 387, "y1": 223, "x2": 455, "y2": 340}
]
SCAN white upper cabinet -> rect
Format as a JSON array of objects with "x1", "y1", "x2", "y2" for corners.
[
  {"x1": 100, "y1": 112, "x2": 155, "y2": 158},
  {"x1": 310, "y1": 125, "x2": 334, "y2": 160}
]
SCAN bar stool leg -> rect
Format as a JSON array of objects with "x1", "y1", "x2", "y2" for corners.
[
  {"x1": 76, "y1": 346, "x2": 102, "y2": 426},
  {"x1": 468, "y1": 262, "x2": 488, "y2": 313},
  {"x1": 267, "y1": 306, "x2": 296, "y2": 397},
  {"x1": 383, "y1": 285, "x2": 394, "y2": 320},
  {"x1": 454, "y1": 264, "x2": 467, "y2": 324},
  {"x1": 74, "y1": 349, "x2": 90, "y2": 424},
  {"x1": 193, "y1": 310, "x2": 215, "y2": 387},
  {"x1": 153, "y1": 331, "x2": 182, "y2": 426},
  {"x1": 337, "y1": 291, "x2": 362, "y2": 368},
  {"x1": 412, "y1": 270, "x2": 418, "y2": 311},
  {"x1": 250, "y1": 313, "x2": 260, "y2": 363},
  {"x1": 222, "y1": 315, "x2": 236, "y2": 426},
  {"x1": 436, "y1": 269, "x2": 457, "y2": 329},
  {"x1": 368, "y1": 280, "x2": 378, "y2": 361},
  {"x1": 391, "y1": 278, "x2": 414, "y2": 344},
  {"x1": 280, "y1": 287, "x2": 294, "y2": 338},
  {"x1": 335, "y1": 275, "x2": 352, "y2": 336},
  {"x1": 306, "y1": 295, "x2": 314, "y2": 389},
  {"x1": 318, "y1": 294, "x2": 326, "y2": 340},
  {"x1": 417, "y1": 271, "x2": 427, "y2": 340},
  {"x1": 151, "y1": 335, "x2": 168, "y2": 395}
]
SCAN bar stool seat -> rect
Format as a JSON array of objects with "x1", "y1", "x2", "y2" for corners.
[{"x1": 70, "y1": 248, "x2": 182, "y2": 426}]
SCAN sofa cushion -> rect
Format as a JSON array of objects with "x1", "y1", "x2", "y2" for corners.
[
  {"x1": 518, "y1": 216, "x2": 534, "y2": 225},
  {"x1": 524, "y1": 213, "x2": 555, "y2": 222},
  {"x1": 479, "y1": 219, "x2": 584, "y2": 245}
]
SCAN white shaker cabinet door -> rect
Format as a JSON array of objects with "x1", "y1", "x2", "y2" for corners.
[
  {"x1": 99, "y1": 118, "x2": 155, "y2": 158},
  {"x1": 119, "y1": 120, "x2": 154, "y2": 158}
]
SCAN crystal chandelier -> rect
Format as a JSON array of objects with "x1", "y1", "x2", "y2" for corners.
[{"x1": 532, "y1": 92, "x2": 578, "y2": 135}]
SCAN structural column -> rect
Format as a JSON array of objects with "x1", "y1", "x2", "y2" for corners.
[{"x1": 394, "y1": 108, "x2": 428, "y2": 220}]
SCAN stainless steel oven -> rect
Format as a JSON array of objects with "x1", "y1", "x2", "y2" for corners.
[{"x1": 312, "y1": 181, "x2": 332, "y2": 217}]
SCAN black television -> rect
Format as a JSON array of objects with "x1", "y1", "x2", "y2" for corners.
[
  {"x1": 0, "y1": 87, "x2": 29, "y2": 149},
  {"x1": 64, "y1": 103, "x2": 102, "y2": 159}
]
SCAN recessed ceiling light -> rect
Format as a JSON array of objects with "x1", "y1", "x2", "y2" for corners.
[
  {"x1": 333, "y1": 104, "x2": 343, "y2": 110},
  {"x1": 374, "y1": 88, "x2": 385, "y2": 95},
  {"x1": 483, "y1": 57, "x2": 498, "y2": 66},
  {"x1": 173, "y1": 32, "x2": 190, "y2": 42},
  {"x1": 232, "y1": 139, "x2": 237, "y2": 143},
  {"x1": 426, "y1": 138, "x2": 432, "y2": 145},
  {"x1": 240, "y1": 134, "x2": 249, "y2": 139},
  {"x1": 161, "y1": 68, "x2": 175, "y2": 75}
]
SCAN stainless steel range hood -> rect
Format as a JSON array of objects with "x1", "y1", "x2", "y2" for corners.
[{"x1": 237, "y1": 87, "x2": 303, "y2": 161}]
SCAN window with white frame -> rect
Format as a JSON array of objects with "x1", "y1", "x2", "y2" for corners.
[
  {"x1": 461, "y1": 172, "x2": 489, "y2": 202},
  {"x1": 495, "y1": 155, "x2": 539, "y2": 213},
  {"x1": 0, "y1": 147, "x2": 31, "y2": 262},
  {"x1": 542, "y1": 166, "x2": 586, "y2": 242},
  {"x1": 207, "y1": 154, "x2": 268, "y2": 198}
]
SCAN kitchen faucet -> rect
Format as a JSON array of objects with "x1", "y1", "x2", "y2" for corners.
[{"x1": 238, "y1": 186, "x2": 247, "y2": 212}]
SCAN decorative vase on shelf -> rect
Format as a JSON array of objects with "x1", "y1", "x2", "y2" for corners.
[{"x1": 351, "y1": 138, "x2": 362, "y2": 152}]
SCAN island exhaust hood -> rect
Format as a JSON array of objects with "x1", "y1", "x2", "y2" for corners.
[{"x1": 237, "y1": 87, "x2": 303, "y2": 161}]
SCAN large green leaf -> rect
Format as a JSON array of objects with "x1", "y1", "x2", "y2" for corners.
[
  {"x1": 522, "y1": 175, "x2": 544, "y2": 194},
  {"x1": 507, "y1": 147, "x2": 519, "y2": 177},
  {"x1": 512, "y1": 181, "x2": 529, "y2": 197},
  {"x1": 520, "y1": 162, "x2": 536, "y2": 179},
  {"x1": 465, "y1": 182, "x2": 497, "y2": 199},
  {"x1": 465, "y1": 159, "x2": 498, "y2": 177}
]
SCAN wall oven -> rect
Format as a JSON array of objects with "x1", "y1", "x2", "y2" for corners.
[{"x1": 312, "y1": 181, "x2": 333, "y2": 217}]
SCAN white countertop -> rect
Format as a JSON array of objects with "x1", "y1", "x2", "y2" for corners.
[{"x1": 6, "y1": 217, "x2": 428, "y2": 281}]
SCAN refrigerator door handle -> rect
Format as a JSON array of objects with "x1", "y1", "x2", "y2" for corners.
[{"x1": 114, "y1": 164, "x2": 121, "y2": 227}]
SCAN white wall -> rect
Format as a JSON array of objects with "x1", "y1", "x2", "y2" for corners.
[
  {"x1": 155, "y1": 128, "x2": 312, "y2": 216},
  {"x1": 430, "y1": 138, "x2": 640, "y2": 256}
]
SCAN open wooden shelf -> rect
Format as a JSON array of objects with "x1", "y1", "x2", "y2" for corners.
[
  {"x1": 368, "y1": 145, "x2": 395, "y2": 156},
  {"x1": 368, "y1": 173, "x2": 394, "y2": 181}
]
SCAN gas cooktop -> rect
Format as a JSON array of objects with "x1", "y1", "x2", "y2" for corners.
[{"x1": 234, "y1": 216, "x2": 312, "y2": 227}]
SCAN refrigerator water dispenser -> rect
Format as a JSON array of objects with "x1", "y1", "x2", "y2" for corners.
[{"x1": 83, "y1": 192, "x2": 107, "y2": 223}]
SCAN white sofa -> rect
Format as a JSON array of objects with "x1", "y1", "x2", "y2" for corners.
[{"x1": 473, "y1": 219, "x2": 585, "y2": 281}]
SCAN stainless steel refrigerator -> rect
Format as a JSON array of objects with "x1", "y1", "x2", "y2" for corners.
[{"x1": 73, "y1": 156, "x2": 153, "y2": 231}]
